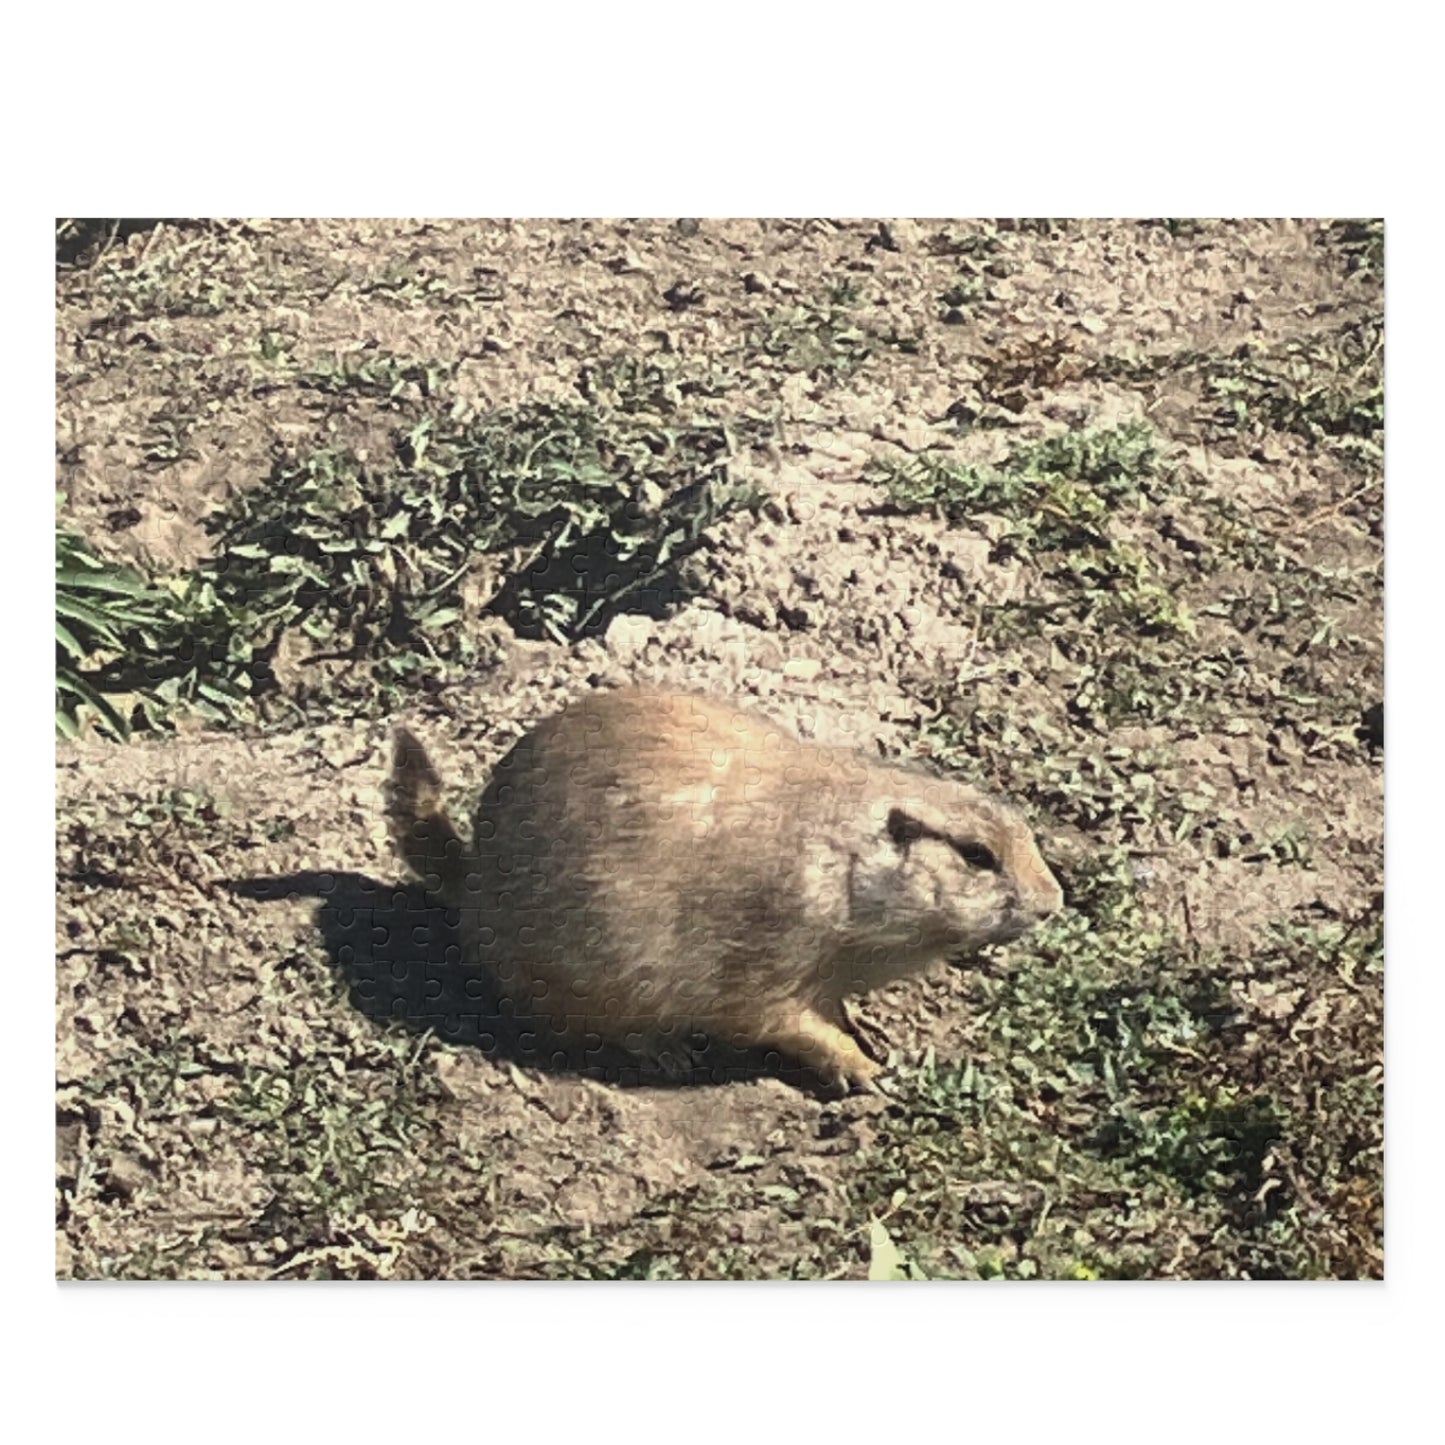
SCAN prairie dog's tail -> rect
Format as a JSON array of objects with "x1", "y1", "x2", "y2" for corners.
[{"x1": 387, "y1": 727, "x2": 470, "y2": 902}]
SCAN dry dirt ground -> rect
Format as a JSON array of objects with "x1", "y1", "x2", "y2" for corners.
[{"x1": 55, "y1": 218, "x2": 1383, "y2": 1279}]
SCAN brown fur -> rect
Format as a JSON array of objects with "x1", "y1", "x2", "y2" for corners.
[{"x1": 387, "y1": 688, "x2": 1063, "y2": 1091}]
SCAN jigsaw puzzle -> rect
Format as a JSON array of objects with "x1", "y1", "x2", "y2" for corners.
[{"x1": 56, "y1": 219, "x2": 1384, "y2": 1280}]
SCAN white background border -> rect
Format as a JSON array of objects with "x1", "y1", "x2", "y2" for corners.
[{"x1": 15, "y1": 3, "x2": 1437, "y2": 1440}]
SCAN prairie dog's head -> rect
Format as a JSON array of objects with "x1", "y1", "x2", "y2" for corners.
[{"x1": 842, "y1": 768, "x2": 1063, "y2": 960}]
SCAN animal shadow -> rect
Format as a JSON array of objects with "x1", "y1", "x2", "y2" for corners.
[{"x1": 226, "y1": 870, "x2": 836, "y2": 1092}]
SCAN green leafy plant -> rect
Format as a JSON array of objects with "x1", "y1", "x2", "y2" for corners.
[
  {"x1": 57, "y1": 498, "x2": 261, "y2": 740},
  {"x1": 872, "y1": 423, "x2": 1199, "y2": 726},
  {"x1": 1320, "y1": 219, "x2": 1384, "y2": 280},
  {"x1": 56, "y1": 518, "x2": 164, "y2": 740},
  {"x1": 872, "y1": 422, "x2": 1160, "y2": 546},
  {"x1": 57, "y1": 355, "x2": 767, "y2": 736},
  {"x1": 1202, "y1": 320, "x2": 1383, "y2": 467},
  {"x1": 174, "y1": 360, "x2": 761, "y2": 717},
  {"x1": 847, "y1": 851, "x2": 1380, "y2": 1279},
  {"x1": 749, "y1": 287, "x2": 874, "y2": 378},
  {"x1": 294, "y1": 351, "x2": 455, "y2": 401}
]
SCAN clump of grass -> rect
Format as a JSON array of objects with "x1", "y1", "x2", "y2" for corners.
[
  {"x1": 749, "y1": 282, "x2": 875, "y2": 378},
  {"x1": 56, "y1": 511, "x2": 249, "y2": 739},
  {"x1": 1203, "y1": 320, "x2": 1382, "y2": 468},
  {"x1": 56, "y1": 547, "x2": 259, "y2": 739},
  {"x1": 294, "y1": 351, "x2": 456, "y2": 402},
  {"x1": 198, "y1": 359, "x2": 758, "y2": 688},
  {"x1": 873, "y1": 424, "x2": 1201, "y2": 727},
  {"x1": 844, "y1": 853, "x2": 1381, "y2": 1278},
  {"x1": 56, "y1": 355, "x2": 766, "y2": 734},
  {"x1": 56, "y1": 519, "x2": 163, "y2": 740},
  {"x1": 1320, "y1": 219, "x2": 1384, "y2": 281},
  {"x1": 872, "y1": 421, "x2": 1161, "y2": 551}
]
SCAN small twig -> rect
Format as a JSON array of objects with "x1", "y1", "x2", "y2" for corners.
[
  {"x1": 1296, "y1": 480, "x2": 1381, "y2": 531},
  {"x1": 1180, "y1": 886, "x2": 1199, "y2": 950}
]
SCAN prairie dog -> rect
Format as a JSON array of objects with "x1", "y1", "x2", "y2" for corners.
[{"x1": 387, "y1": 688, "x2": 1063, "y2": 1092}]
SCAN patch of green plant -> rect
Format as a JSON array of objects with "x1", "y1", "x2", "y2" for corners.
[
  {"x1": 294, "y1": 351, "x2": 456, "y2": 402},
  {"x1": 577, "y1": 352, "x2": 775, "y2": 440},
  {"x1": 72, "y1": 567, "x2": 259, "y2": 736},
  {"x1": 1203, "y1": 564, "x2": 1375, "y2": 657},
  {"x1": 56, "y1": 516, "x2": 175, "y2": 740},
  {"x1": 875, "y1": 424, "x2": 1205, "y2": 728},
  {"x1": 252, "y1": 329, "x2": 298, "y2": 369},
  {"x1": 123, "y1": 785, "x2": 233, "y2": 835},
  {"x1": 1235, "y1": 904, "x2": 1382, "y2": 1275},
  {"x1": 1092, "y1": 1088, "x2": 1286, "y2": 1199},
  {"x1": 872, "y1": 421, "x2": 1161, "y2": 549},
  {"x1": 1203, "y1": 320, "x2": 1383, "y2": 467},
  {"x1": 58, "y1": 353, "x2": 768, "y2": 735},
  {"x1": 925, "y1": 696, "x2": 1229, "y2": 856},
  {"x1": 1320, "y1": 219, "x2": 1384, "y2": 281},
  {"x1": 220, "y1": 1051, "x2": 436, "y2": 1229},
  {"x1": 62, "y1": 1010, "x2": 450, "y2": 1278},
  {"x1": 83, "y1": 227, "x2": 267, "y2": 321},
  {"x1": 57, "y1": 505, "x2": 296, "y2": 742},
  {"x1": 749, "y1": 285, "x2": 874, "y2": 378},
  {"x1": 59, "y1": 785, "x2": 252, "y2": 897},
  {"x1": 173, "y1": 359, "x2": 761, "y2": 715},
  {"x1": 1181, "y1": 493, "x2": 1287, "y2": 574},
  {"x1": 926, "y1": 227, "x2": 1006, "y2": 260},
  {"x1": 988, "y1": 603, "x2": 1190, "y2": 731},
  {"x1": 873, "y1": 418, "x2": 1380, "y2": 742},
  {"x1": 844, "y1": 852, "x2": 1378, "y2": 1278},
  {"x1": 931, "y1": 230, "x2": 1010, "y2": 321},
  {"x1": 1086, "y1": 346, "x2": 1214, "y2": 386},
  {"x1": 132, "y1": 574, "x2": 262, "y2": 727},
  {"x1": 568, "y1": 1249, "x2": 688, "y2": 1281},
  {"x1": 139, "y1": 406, "x2": 203, "y2": 466},
  {"x1": 1189, "y1": 560, "x2": 1380, "y2": 760},
  {"x1": 354, "y1": 263, "x2": 483, "y2": 309}
]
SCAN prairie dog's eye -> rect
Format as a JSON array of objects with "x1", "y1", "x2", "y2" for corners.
[
  {"x1": 887, "y1": 808, "x2": 926, "y2": 849},
  {"x1": 953, "y1": 840, "x2": 1000, "y2": 872}
]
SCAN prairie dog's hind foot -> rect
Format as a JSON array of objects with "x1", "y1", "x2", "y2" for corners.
[{"x1": 751, "y1": 1004, "x2": 884, "y2": 1095}]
